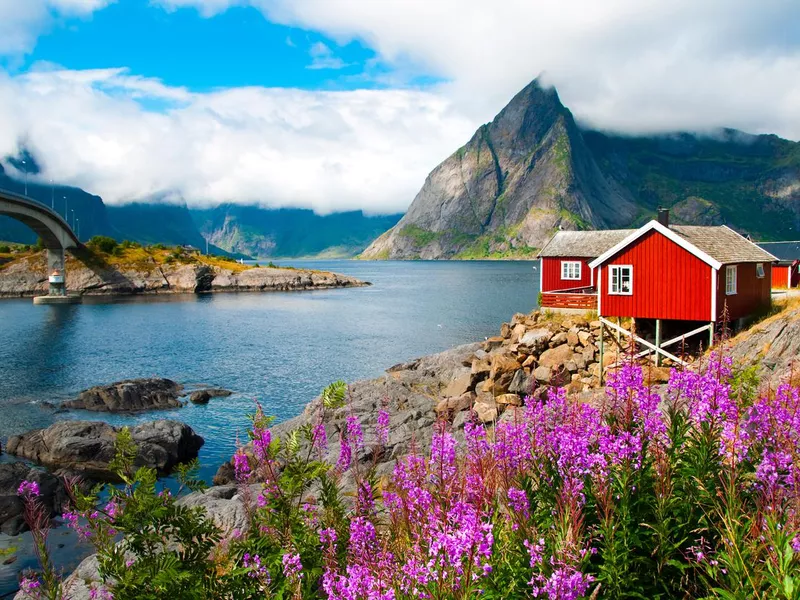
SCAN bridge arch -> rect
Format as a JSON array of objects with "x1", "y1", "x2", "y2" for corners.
[{"x1": 0, "y1": 188, "x2": 81, "y2": 298}]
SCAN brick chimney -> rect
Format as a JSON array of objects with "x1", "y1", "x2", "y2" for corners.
[{"x1": 657, "y1": 207, "x2": 670, "y2": 228}]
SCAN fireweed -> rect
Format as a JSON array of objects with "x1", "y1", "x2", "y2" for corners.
[{"x1": 17, "y1": 363, "x2": 800, "y2": 599}]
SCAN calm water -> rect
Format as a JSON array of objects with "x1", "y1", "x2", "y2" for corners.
[{"x1": 0, "y1": 260, "x2": 540, "y2": 592}]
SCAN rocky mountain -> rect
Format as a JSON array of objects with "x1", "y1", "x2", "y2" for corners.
[
  {"x1": 191, "y1": 205, "x2": 402, "y2": 258},
  {"x1": 361, "y1": 79, "x2": 800, "y2": 259}
]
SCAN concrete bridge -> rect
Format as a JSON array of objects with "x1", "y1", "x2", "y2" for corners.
[{"x1": 0, "y1": 188, "x2": 81, "y2": 302}]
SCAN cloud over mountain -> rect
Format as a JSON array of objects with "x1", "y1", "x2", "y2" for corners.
[{"x1": 0, "y1": 66, "x2": 474, "y2": 212}]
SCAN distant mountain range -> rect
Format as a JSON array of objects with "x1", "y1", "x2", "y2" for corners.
[
  {"x1": 361, "y1": 78, "x2": 800, "y2": 259},
  {"x1": 0, "y1": 160, "x2": 400, "y2": 259}
]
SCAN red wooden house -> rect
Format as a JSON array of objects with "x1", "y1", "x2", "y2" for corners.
[
  {"x1": 756, "y1": 241, "x2": 800, "y2": 289},
  {"x1": 538, "y1": 210, "x2": 776, "y2": 369},
  {"x1": 536, "y1": 229, "x2": 633, "y2": 310},
  {"x1": 589, "y1": 218, "x2": 775, "y2": 325}
]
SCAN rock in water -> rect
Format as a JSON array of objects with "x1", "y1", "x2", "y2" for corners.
[
  {"x1": 0, "y1": 463, "x2": 68, "y2": 535},
  {"x1": 189, "y1": 388, "x2": 233, "y2": 404},
  {"x1": 61, "y1": 378, "x2": 184, "y2": 412},
  {"x1": 5, "y1": 420, "x2": 204, "y2": 481}
]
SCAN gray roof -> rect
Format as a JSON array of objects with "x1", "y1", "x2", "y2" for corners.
[
  {"x1": 756, "y1": 241, "x2": 800, "y2": 263},
  {"x1": 537, "y1": 229, "x2": 635, "y2": 258},
  {"x1": 670, "y1": 225, "x2": 777, "y2": 264}
]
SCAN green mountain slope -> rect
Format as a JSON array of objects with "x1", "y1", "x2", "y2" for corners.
[
  {"x1": 191, "y1": 205, "x2": 402, "y2": 258},
  {"x1": 361, "y1": 79, "x2": 800, "y2": 259}
]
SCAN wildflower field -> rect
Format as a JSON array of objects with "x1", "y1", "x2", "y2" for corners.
[{"x1": 16, "y1": 354, "x2": 800, "y2": 599}]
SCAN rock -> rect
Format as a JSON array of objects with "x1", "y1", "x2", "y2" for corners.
[
  {"x1": 566, "y1": 361, "x2": 578, "y2": 373},
  {"x1": 522, "y1": 355, "x2": 536, "y2": 368},
  {"x1": 176, "y1": 485, "x2": 251, "y2": 534},
  {"x1": 436, "y1": 392, "x2": 475, "y2": 414},
  {"x1": 578, "y1": 331, "x2": 594, "y2": 347},
  {"x1": 567, "y1": 329, "x2": 580, "y2": 347},
  {"x1": 550, "y1": 332, "x2": 568, "y2": 346},
  {"x1": 493, "y1": 371, "x2": 515, "y2": 395},
  {"x1": 534, "y1": 365, "x2": 553, "y2": 383},
  {"x1": 473, "y1": 396, "x2": 498, "y2": 423},
  {"x1": 0, "y1": 463, "x2": 68, "y2": 535},
  {"x1": 443, "y1": 372, "x2": 472, "y2": 397},
  {"x1": 581, "y1": 346, "x2": 596, "y2": 363},
  {"x1": 590, "y1": 320, "x2": 602, "y2": 330},
  {"x1": 190, "y1": 391, "x2": 212, "y2": 404},
  {"x1": 644, "y1": 366, "x2": 672, "y2": 384},
  {"x1": 61, "y1": 378, "x2": 184, "y2": 412},
  {"x1": 496, "y1": 393, "x2": 522, "y2": 407},
  {"x1": 519, "y1": 328, "x2": 552, "y2": 352},
  {"x1": 483, "y1": 336, "x2": 505, "y2": 351},
  {"x1": 490, "y1": 354, "x2": 520, "y2": 380},
  {"x1": 509, "y1": 369, "x2": 535, "y2": 396},
  {"x1": 500, "y1": 323, "x2": 512, "y2": 339},
  {"x1": 562, "y1": 319, "x2": 575, "y2": 330},
  {"x1": 511, "y1": 323, "x2": 527, "y2": 343},
  {"x1": 539, "y1": 344, "x2": 575, "y2": 368},
  {"x1": 6, "y1": 420, "x2": 204, "y2": 481}
]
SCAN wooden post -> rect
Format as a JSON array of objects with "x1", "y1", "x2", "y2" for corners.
[
  {"x1": 599, "y1": 323, "x2": 604, "y2": 385},
  {"x1": 655, "y1": 319, "x2": 662, "y2": 367},
  {"x1": 709, "y1": 322, "x2": 714, "y2": 350}
]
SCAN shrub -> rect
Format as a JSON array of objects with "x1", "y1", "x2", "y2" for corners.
[
  {"x1": 87, "y1": 236, "x2": 119, "y2": 254},
  {"x1": 16, "y1": 362, "x2": 800, "y2": 600},
  {"x1": 0, "y1": 244, "x2": 11, "y2": 253}
]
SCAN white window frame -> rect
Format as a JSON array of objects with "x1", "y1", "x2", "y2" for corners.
[
  {"x1": 608, "y1": 265, "x2": 633, "y2": 295},
  {"x1": 726, "y1": 265, "x2": 737, "y2": 295},
  {"x1": 561, "y1": 260, "x2": 582, "y2": 281},
  {"x1": 756, "y1": 263, "x2": 765, "y2": 279}
]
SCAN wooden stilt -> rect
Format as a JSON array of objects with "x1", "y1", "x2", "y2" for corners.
[
  {"x1": 709, "y1": 321, "x2": 714, "y2": 350},
  {"x1": 655, "y1": 319, "x2": 662, "y2": 367},
  {"x1": 599, "y1": 323, "x2": 604, "y2": 385}
]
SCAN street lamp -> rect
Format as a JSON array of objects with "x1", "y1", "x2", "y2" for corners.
[
  {"x1": 64, "y1": 196, "x2": 68, "y2": 221},
  {"x1": 76, "y1": 218, "x2": 80, "y2": 239},
  {"x1": 71, "y1": 209, "x2": 75, "y2": 230}
]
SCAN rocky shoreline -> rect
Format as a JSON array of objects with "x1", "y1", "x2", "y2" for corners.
[{"x1": 0, "y1": 251, "x2": 368, "y2": 298}]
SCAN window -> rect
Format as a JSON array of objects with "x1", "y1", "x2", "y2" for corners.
[
  {"x1": 726, "y1": 265, "x2": 737, "y2": 295},
  {"x1": 609, "y1": 265, "x2": 633, "y2": 295},
  {"x1": 756, "y1": 263, "x2": 765, "y2": 278},
  {"x1": 561, "y1": 261, "x2": 582, "y2": 280}
]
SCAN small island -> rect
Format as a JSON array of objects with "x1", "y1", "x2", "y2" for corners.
[{"x1": 0, "y1": 237, "x2": 367, "y2": 298}]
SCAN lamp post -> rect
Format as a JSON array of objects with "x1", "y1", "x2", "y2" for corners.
[
  {"x1": 64, "y1": 197, "x2": 68, "y2": 221},
  {"x1": 76, "y1": 218, "x2": 80, "y2": 240},
  {"x1": 71, "y1": 210, "x2": 75, "y2": 230}
]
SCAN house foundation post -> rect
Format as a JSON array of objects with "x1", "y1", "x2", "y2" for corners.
[
  {"x1": 598, "y1": 322, "x2": 604, "y2": 385},
  {"x1": 709, "y1": 322, "x2": 715, "y2": 350},
  {"x1": 655, "y1": 319, "x2": 662, "y2": 367}
]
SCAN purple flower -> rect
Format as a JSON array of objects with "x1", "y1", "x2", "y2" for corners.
[
  {"x1": 17, "y1": 480, "x2": 40, "y2": 498},
  {"x1": 319, "y1": 527, "x2": 338, "y2": 545},
  {"x1": 282, "y1": 552, "x2": 303, "y2": 580},
  {"x1": 233, "y1": 451, "x2": 251, "y2": 482},
  {"x1": 104, "y1": 501, "x2": 119, "y2": 521},
  {"x1": 89, "y1": 585, "x2": 114, "y2": 600},
  {"x1": 336, "y1": 434, "x2": 352, "y2": 472},
  {"x1": 252, "y1": 427, "x2": 272, "y2": 461},
  {"x1": 243, "y1": 553, "x2": 270, "y2": 582},
  {"x1": 19, "y1": 576, "x2": 41, "y2": 597},
  {"x1": 346, "y1": 415, "x2": 365, "y2": 452},
  {"x1": 376, "y1": 408, "x2": 391, "y2": 446},
  {"x1": 507, "y1": 487, "x2": 530, "y2": 519},
  {"x1": 312, "y1": 421, "x2": 328, "y2": 454}
]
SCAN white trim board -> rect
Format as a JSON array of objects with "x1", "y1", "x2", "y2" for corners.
[{"x1": 588, "y1": 220, "x2": 723, "y2": 271}]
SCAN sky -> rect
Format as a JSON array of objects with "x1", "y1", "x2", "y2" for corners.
[{"x1": 1, "y1": 0, "x2": 800, "y2": 213}]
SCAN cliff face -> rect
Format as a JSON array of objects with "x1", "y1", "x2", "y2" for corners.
[
  {"x1": 361, "y1": 80, "x2": 638, "y2": 259},
  {"x1": 362, "y1": 80, "x2": 800, "y2": 259}
]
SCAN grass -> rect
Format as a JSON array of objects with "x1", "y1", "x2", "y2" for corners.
[{"x1": 397, "y1": 224, "x2": 441, "y2": 247}]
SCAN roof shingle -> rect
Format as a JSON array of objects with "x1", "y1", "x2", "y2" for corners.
[
  {"x1": 537, "y1": 229, "x2": 635, "y2": 258},
  {"x1": 670, "y1": 226, "x2": 777, "y2": 264}
]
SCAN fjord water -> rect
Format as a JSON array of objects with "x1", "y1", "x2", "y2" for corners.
[{"x1": 0, "y1": 260, "x2": 541, "y2": 483}]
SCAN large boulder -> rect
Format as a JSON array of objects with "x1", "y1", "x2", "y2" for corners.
[
  {"x1": 538, "y1": 344, "x2": 575, "y2": 369},
  {"x1": 519, "y1": 328, "x2": 552, "y2": 353},
  {"x1": 61, "y1": 378, "x2": 184, "y2": 412},
  {"x1": 189, "y1": 388, "x2": 233, "y2": 405},
  {"x1": 0, "y1": 462, "x2": 68, "y2": 535},
  {"x1": 6, "y1": 420, "x2": 204, "y2": 481}
]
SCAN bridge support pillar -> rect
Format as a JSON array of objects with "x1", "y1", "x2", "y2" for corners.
[{"x1": 47, "y1": 248, "x2": 66, "y2": 296}]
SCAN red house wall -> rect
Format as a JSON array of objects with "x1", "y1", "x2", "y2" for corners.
[
  {"x1": 773, "y1": 265, "x2": 790, "y2": 289},
  {"x1": 716, "y1": 262, "x2": 771, "y2": 322},
  {"x1": 540, "y1": 257, "x2": 593, "y2": 292},
  {"x1": 598, "y1": 230, "x2": 712, "y2": 321}
]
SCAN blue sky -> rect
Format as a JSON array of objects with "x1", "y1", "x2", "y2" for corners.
[
  {"x1": 5, "y1": 1, "x2": 394, "y2": 91},
  {"x1": 0, "y1": 0, "x2": 799, "y2": 212}
]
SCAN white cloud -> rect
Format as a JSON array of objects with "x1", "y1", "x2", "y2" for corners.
[
  {"x1": 0, "y1": 0, "x2": 113, "y2": 55},
  {"x1": 151, "y1": 0, "x2": 800, "y2": 140},
  {"x1": 0, "y1": 67, "x2": 475, "y2": 213},
  {"x1": 307, "y1": 41, "x2": 349, "y2": 70}
]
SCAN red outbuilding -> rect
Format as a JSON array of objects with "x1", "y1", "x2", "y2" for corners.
[{"x1": 756, "y1": 241, "x2": 800, "y2": 289}]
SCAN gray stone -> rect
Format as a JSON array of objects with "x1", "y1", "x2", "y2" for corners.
[
  {"x1": 6, "y1": 420, "x2": 204, "y2": 481},
  {"x1": 519, "y1": 328, "x2": 552, "y2": 352},
  {"x1": 0, "y1": 462, "x2": 68, "y2": 536},
  {"x1": 550, "y1": 332, "x2": 568, "y2": 346},
  {"x1": 473, "y1": 396, "x2": 498, "y2": 423},
  {"x1": 509, "y1": 369, "x2": 535, "y2": 396},
  {"x1": 443, "y1": 372, "x2": 472, "y2": 397},
  {"x1": 61, "y1": 378, "x2": 184, "y2": 412}
]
